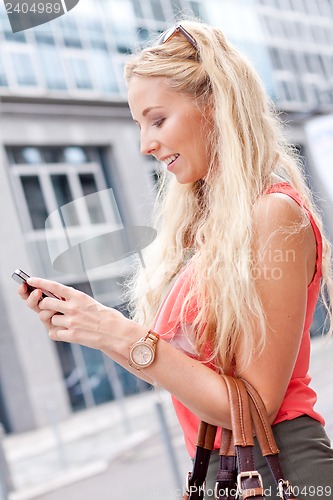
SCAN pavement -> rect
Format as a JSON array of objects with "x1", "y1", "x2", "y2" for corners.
[{"x1": 1, "y1": 335, "x2": 333, "y2": 500}]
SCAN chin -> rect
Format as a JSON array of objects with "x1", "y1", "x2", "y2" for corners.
[{"x1": 174, "y1": 173, "x2": 203, "y2": 184}]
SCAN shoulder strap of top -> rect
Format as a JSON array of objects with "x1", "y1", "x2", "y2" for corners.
[{"x1": 264, "y1": 182, "x2": 322, "y2": 284}]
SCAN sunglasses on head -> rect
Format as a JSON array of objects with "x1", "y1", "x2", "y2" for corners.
[{"x1": 157, "y1": 24, "x2": 198, "y2": 50}]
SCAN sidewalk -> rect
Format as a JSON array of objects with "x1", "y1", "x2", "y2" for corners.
[
  {"x1": 3, "y1": 336, "x2": 333, "y2": 500},
  {"x1": 4, "y1": 389, "x2": 183, "y2": 500}
]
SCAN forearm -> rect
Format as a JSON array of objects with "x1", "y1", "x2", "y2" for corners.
[{"x1": 103, "y1": 327, "x2": 232, "y2": 429}]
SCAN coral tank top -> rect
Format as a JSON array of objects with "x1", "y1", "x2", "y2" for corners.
[{"x1": 151, "y1": 182, "x2": 324, "y2": 457}]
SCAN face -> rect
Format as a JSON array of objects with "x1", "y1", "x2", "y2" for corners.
[{"x1": 128, "y1": 76, "x2": 211, "y2": 184}]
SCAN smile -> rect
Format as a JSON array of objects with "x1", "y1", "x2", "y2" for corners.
[{"x1": 164, "y1": 154, "x2": 180, "y2": 166}]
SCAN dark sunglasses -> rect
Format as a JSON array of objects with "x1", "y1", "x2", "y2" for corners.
[{"x1": 157, "y1": 24, "x2": 198, "y2": 50}]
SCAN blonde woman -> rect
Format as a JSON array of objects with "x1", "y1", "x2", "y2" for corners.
[{"x1": 19, "y1": 20, "x2": 333, "y2": 498}]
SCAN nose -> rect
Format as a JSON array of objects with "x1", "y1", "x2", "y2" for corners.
[{"x1": 140, "y1": 132, "x2": 159, "y2": 156}]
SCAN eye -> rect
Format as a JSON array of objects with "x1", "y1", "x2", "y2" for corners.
[{"x1": 153, "y1": 118, "x2": 165, "y2": 128}]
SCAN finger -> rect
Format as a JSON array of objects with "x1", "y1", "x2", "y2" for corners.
[
  {"x1": 50, "y1": 312, "x2": 67, "y2": 328},
  {"x1": 18, "y1": 283, "x2": 30, "y2": 300},
  {"x1": 38, "y1": 296, "x2": 68, "y2": 314},
  {"x1": 38, "y1": 309, "x2": 55, "y2": 324},
  {"x1": 26, "y1": 288, "x2": 43, "y2": 312},
  {"x1": 49, "y1": 328, "x2": 71, "y2": 343},
  {"x1": 27, "y1": 277, "x2": 74, "y2": 301}
]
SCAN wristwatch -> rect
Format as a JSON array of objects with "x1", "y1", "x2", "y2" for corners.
[{"x1": 129, "y1": 330, "x2": 160, "y2": 371}]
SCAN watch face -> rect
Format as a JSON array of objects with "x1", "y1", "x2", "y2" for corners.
[{"x1": 131, "y1": 343, "x2": 154, "y2": 367}]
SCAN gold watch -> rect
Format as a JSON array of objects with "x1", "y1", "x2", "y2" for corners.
[{"x1": 129, "y1": 330, "x2": 160, "y2": 371}]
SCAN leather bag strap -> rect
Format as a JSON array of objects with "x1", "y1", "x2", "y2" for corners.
[
  {"x1": 215, "y1": 429, "x2": 237, "y2": 500},
  {"x1": 185, "y1": 375, "x2": 299, "y2": 500},
  {"x1": 183, "y1": 421, "x2": 217, "y2": 500},
  {"x1": 240, "y1": 378, "x2": 299, "y2": 500},
  {"x1": 224, "y1": 376, "x2": 265, "y2": 500}
]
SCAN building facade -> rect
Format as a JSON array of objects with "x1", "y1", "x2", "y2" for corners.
[{"x1": 0, "y1": 0, "x2": 332, "y2": 433}]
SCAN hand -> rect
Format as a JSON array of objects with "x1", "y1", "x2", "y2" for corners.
[{"x1": 19, "y1": 277, "x2": 134, "y2": 355}]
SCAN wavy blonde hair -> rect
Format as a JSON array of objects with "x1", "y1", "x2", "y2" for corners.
[{"x1": 123, "y1": 20, "x2": 333, "y2": 372}]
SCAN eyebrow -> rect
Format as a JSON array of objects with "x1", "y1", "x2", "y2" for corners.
[{"x1": 142, "y1": 106, "x2": 164, "y2": 116}]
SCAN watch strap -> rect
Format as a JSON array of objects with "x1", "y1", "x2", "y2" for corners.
[{"x1": 128, "y1": 330, "x2": 160, "y2": 370}]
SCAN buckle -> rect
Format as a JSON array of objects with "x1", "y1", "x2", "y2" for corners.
[
  {"x1": 278, "y1": 479, "x2": 292, "y2": 499},
  {"x1": 214, "y1": 481, "x2": 220, "y2": 500},
  {"x1": 237, "y1": 471, "x2": 263, "y2": 493},
  {"x1": 214, "y1": 481, "x2": 232, "y2": 500},
  {"x1": 185, "y1": 471, "x2": 191, "y2": 494},
  {"x1": 185, "y1": 472, "x2": 205, "y2": 496}
]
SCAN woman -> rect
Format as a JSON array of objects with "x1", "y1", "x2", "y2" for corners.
[{"x1": 19, "y1": 20, "x2": 333, "y2": 498}]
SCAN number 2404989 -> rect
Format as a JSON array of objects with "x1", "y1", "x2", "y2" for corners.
[{"x1": 5, "y1": 3, "x2": 62, "y2": 14}]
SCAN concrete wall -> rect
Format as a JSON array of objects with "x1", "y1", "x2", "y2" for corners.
[{"x1": 0, "y1": 98, "x2": 155, "y2": 432}]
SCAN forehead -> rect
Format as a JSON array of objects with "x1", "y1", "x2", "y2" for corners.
[{"x1": 127, "y1": 76, "x2": 187, "y2": 116}]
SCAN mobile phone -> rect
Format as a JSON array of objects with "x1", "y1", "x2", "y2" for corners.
[{"x1": 11, "y1": 269, "x2": 60, "y2": 299}]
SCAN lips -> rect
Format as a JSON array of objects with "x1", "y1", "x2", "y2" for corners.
[{"x1": 163, "y1": 153, "x2": 180, "y2": 167}]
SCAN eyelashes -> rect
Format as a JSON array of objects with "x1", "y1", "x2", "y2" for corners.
[{"x1": 153, "y1": 118, "x2": 165, "y2": 128}]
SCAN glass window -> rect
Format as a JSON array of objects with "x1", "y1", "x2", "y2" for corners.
[
  {"x1": 311, "y1": 25, "x2": 329, "y2": 45},
  {"x1": 38, "y1": 46, "x2": 67, "y2": 90},
  {"x1": 149, "y1": 0, "x2": 165, "y2": 21},
  {"x1": 268, "y1": 47, "x2": 284, "y2": 70},
  {"x1": 43, "y1": 147, "x2": 66, "y2": 163},
  {"x1": 69, "y1": 57, "x2": 93, "y2": 90},
  {"x1": 32, "y1": 26, "x2": 55, "y2": 45},
  {"x1": 51, "y1": 175, "x2": 73, "y2": 208},
  {"x1": 51, "y1": 175, "x2": 80, "y2": 226},
  {"x1": 288, "y1": 51, "x2": 300, "y2": 72},
  {"x1": 281, "y1": 0, "x2": 293, "y2": 8},
  {"x1": 79, "y1": 174, "x2": 106, "y2": 224},
  {"x1": 21, "y1": 176, "x2": 48, "y2": 230},
  {"x1": 172, "y1": 0, "x2": 183, "y2": 16},
  {"x1": 63, "y1": 147, "x2": 88, "y2": 164},
  {"x1": 317, "y1": 0, "x2": 331, "y2": 16},
  {"x1": 55, "y1": 342, "x2": 86, "y2": 411},
  {"x1": 318, "y1": 88, "x2": 333, "y2": 106},
  {"x1": 90, "y1": 49, "x2": 119, "y2": 93},
  {"x1": 297, "y1": 82, "x2": 307, "y2": 103},
  {"x1": 81, "y1": 347, "x2": 113, "y2": 405},
  {"x1": 291, "y1": 0, "x2": 306, "y2": 11},
  {"x1": 105, "y1": 1, "x2": 136, "y2": 53},
  {"x1": 190, "y1": 1, "x2": 204, "y2": 19},
  {"x1": 304, "y1": 53, "x2": 321, "y2": 73},
  {"x1": 264, "y1": 16, "x2": 284, "y2": 37},
  {"x1": 0, "y1": 7, "x2": 25, "y2": 41},
  {"x1": 281, "y1": 81, "x2": 292, "y2": 101},
  {"x1": 0, "y1": 57, "x2": 8, "y2": 87},
  {"x1": 109, "y1": 23, "x2": 135, "y2": 54},
  {"x1": 295, "y1": 22, "x2": 310, "y2": 41},
  {"x1": 137, "y1": 27, "x2": 150, "y2": 44},
  {"x1": 10, "y1": 146, "x2": 37, "y2": 164},
  {"x1": 304, "y1": 0, "x2": 320, "y2": 15},
  {"x1": 42, "y1": 146, "x2": 89, "y2": 163},
  {"x1": 11, "y1": 53, "x2": 37, "y2": 86},
  {"x1": 18, "y1": 147, "x2": 43, "y2": 164},
  {"x1": 317, "y1": 55, "x2": 327, "y2": 77},
  {"x1": 85, "y1": 19, "x2": 108, "y2": 50},
  {"x1": 4, "y1": 31, "x2": 26, "y2": 43},
  {"x1": 59, "y1": 17, "x2": 82, "y2": 48},
  {"x1": 131, "y1": 0, "x2": 144, "y2": 17}
]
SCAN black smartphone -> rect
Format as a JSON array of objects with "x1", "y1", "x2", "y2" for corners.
[{"x1": 11, "y1": 269, "x2": 60, "y2": 299}]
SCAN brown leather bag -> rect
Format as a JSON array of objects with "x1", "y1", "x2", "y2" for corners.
[{"x1": 183, "y1": 376, "x2": 299, "y2": 500}]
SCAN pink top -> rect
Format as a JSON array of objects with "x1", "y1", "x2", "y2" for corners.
[{"x1": 152, "y1": 182, "x2": 324, "y2": 457}]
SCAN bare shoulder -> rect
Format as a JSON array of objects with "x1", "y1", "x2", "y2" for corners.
[
  {"x1": 252, "y1": 191, "x2": 316, "y2": 284},
  {"x1": 253, "y1": 192, "x2": 308, "y2": 231}
]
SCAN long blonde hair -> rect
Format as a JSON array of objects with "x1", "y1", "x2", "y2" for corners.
[{"x1": 124, "y1": 20, "x2": 333, "y2": 372}]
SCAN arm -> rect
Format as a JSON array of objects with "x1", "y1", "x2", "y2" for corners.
[
  {"x1": 238, "y1": 192, "x2": 316, "y2": 422},
  {"x1": 19, "y1": 192, "x2": 316, "y2": 428}
]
